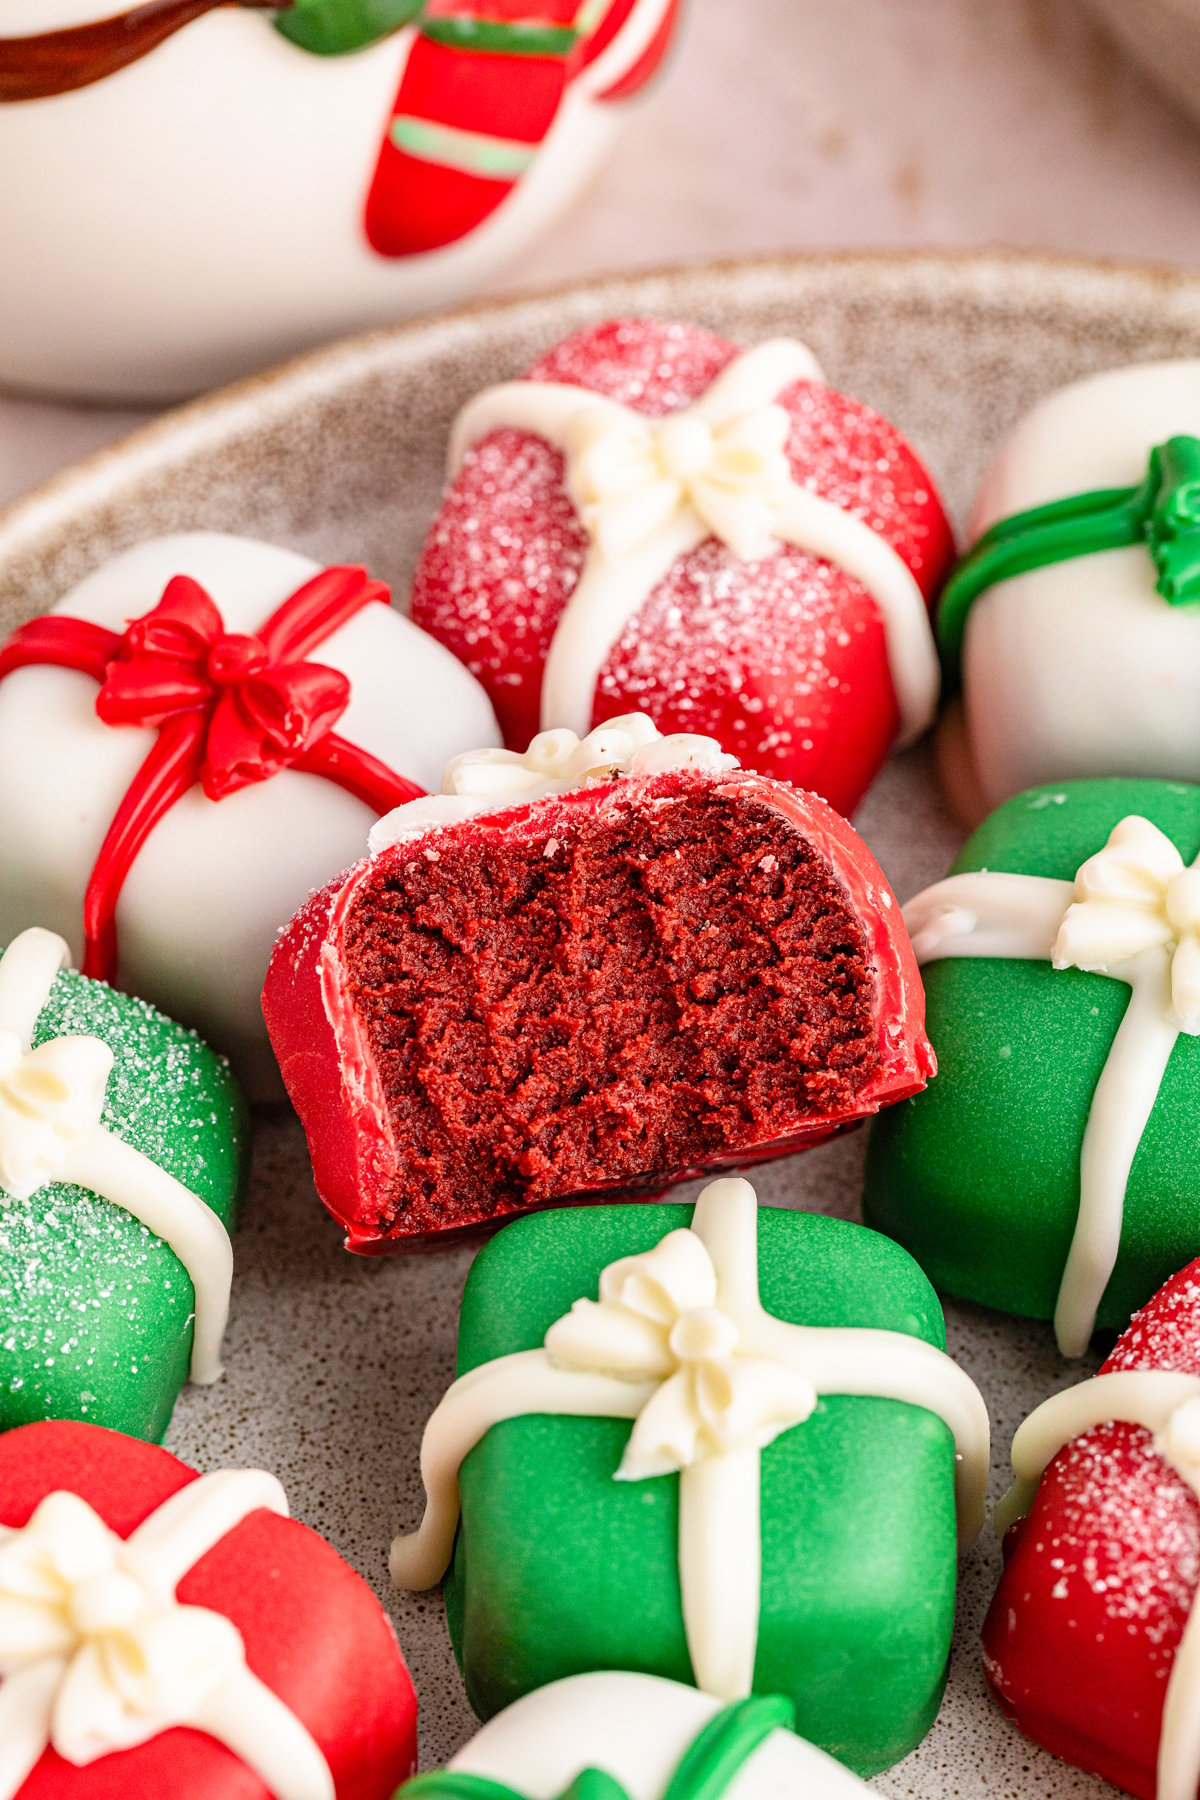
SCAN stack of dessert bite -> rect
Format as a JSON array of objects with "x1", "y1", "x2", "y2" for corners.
[{"x1": 1, "y1": 319, "x2": 1198, "y2": 1800}]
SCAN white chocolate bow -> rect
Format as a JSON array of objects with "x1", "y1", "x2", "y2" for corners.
[
  {"x1": 0, "y1": 1493, "x2": 244, "y2": 1761},
  {"x1": 566, "y1": 400, "x2": 795, "y2": 565},
  {"x1": 0, "y1": 1478, "x2": 334, "y2": 1800},
  {"x1": 368, "y1": 714, "x2": 737, "y2": 853},
  {"x1": 448, "y1": 339, "x2": 940, "y2": 745},
  {"x1": 1053, "y1": 815, "x2": 1200, "y2": 1033},
  {"x1": 546, "y1": 1229, "x2": 817, "y2": 1479},
  {"x1": 447, "y1": 715, "x2": 735, "y2": 799},
  {"x1": 0, "y1": 1030, "x2": 113, "y2": 1203}
]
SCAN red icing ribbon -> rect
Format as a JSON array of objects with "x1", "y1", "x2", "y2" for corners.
[{"x1": 0, "y1": 564, "x2": 424, "y2": 981}]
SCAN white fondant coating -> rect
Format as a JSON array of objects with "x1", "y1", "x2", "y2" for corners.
[
  {"x1": 449, "y1": 343, "x2": 940, "y2": 746},
  {"x1": 0, "y1": 0, "x2": 674, "y2": 398},
  {"x1": 390, "y1": 1176, "x2": 989, "y2": 1700},
  {"x1": 995, "y1": 1369, "x2": 1200, "y2": 1800},
  {"x1": 0, "y1": 1469, "x2": 334, "y2": 1800},
  {"x1": 960, "y1": 360, "x2": 1200, "y2": 813},
  {"x1": 0, "y1": 533, "x2": 500, "y2": 1098},
  {"x1": 446, "y1": 1671, "x2": 875, "y2": 1798},
  {"x1": 0, "y1": 928, "x2": 234, "y2": 1385},
  {"x1": 368, "y1": 714, "x2": 738, "y2": 851},
  {"x1": 904, "y1": 818, "x2": 1200, "y2": 1357}
]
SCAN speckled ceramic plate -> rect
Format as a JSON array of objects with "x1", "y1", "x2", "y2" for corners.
[{"x1": 3, "y1": 249, "x2": 1200, "y2": 1796}]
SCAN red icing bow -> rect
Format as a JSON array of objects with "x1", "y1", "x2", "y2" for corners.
[
  {"x1": 95, "y1": 574, "x2": 357, "y2": 801},
  {"x1": 0, "y1": 564, "x2": 423, "y2": 981}
]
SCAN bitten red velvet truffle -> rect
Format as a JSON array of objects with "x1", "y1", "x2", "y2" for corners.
[
  {"x1": 410, "y1": 317, "x2": 954, "y2": 817},
  {"x1": 263, "y1": 719, "x2": 933, "y2": 1249}
]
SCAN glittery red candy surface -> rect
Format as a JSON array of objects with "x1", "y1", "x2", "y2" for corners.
[
  {"x1": 982, "y1": 1260, "x2": 1200, "y2": 1799},
  {"x1": 411, "y1": 319, "x2": 954, "y2": 816}
]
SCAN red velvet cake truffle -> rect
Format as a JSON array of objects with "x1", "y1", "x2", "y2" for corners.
[
  {"x1": 263, "y1": 715, "x2": 934, "y2": 1250},
  {"x1": 0, "y1": 1420, "x2": 417, "y2": 1800},
  {"x1": 410, "y1": 318, "x2": 954, "y2": 817},
  {"x1": 984, "y1": 1258, "x2": 1200, "y2": 1800}
]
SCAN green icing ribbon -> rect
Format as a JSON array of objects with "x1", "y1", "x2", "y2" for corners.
[
  {"x1": 395, "y1": 1695, "x2": 797, "y2": 1800},
  {"x1": 273, "y1": 0, "x2": 424, "y2": 56},
  {"x1": 937, "y1": 433, "x2": 1200, "y2": 684},
  {"x1": 398, "y1": 1774, "x2": 627, "y2": 1800}
]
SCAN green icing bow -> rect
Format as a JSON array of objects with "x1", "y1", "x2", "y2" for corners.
[
  {"x1": 275, "y1": 0, "x2": 588, "y2": 58},
  {"x1": 395, "y1": 1694, "x2": 797, "y2": 1800},
  {"x1": 937, "y1": 433, "x2": 1200, "y2": 684}
]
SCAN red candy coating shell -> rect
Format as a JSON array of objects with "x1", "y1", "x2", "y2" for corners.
[
  {"x1": 0, "y1": 1422, "x2": 418, "y2": 1800},
  {"x1": 411, "y1": 319, "x2": 954, "y2": 817},
  {"x1": 982, "y1": 1260, "x2": 1200, "y2": 1798}
]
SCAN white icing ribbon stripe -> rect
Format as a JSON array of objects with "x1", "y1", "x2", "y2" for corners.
[
  {"x1": 996, "y1": 1370, "x2": 1200, "y2": 1800},
  {"x1": 369, "y1": 713, "x2": 737, "y2": 853},
  {"x1": 0, "y1": 1470, "x2": 333, "y2": 1800},
  {"x1": 905, "y1": 815, "x2": 1200, "y2": 1359},
  {"x1": 390, "y1": 1177, "x2": 989, "y2": 1702},
  {"x1": 0, "y1": 927, "x2": 232, "y2": 1384},
  {"x1": 448, "y1": 340, "x2": 940, "y2": 746}
]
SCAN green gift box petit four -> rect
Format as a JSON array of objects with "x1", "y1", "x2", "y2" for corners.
[
  {"x1": 865, "y1": 777, "x2": 1200, "y2": 1356},
  {"x1": 391, "y1": 1178, "x2": 987, "y2": 1777},
  {"x1": 0, "y1": 927, "x2": 248, "y2": 1441}
]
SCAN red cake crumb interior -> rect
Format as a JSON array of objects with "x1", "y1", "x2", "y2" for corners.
[{"x1": 342, "y1": 775, "x2": 879, "y2": 1236}]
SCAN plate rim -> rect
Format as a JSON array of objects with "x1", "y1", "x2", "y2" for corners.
[{"x1": 3, "y1": 243, "x2": 1200, "y2": 564}]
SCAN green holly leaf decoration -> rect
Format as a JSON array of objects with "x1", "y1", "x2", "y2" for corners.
[{"x1": 273, "y1": 0, "x2": 425, "y2": 57}]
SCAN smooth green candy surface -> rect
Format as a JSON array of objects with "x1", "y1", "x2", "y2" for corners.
[
  {"x1": 0, "y1": 967, "x2": 248, "y2": 1442},
  {"x1": 444, "y1": 1203, "x2": 958, "y2": 1778},
  {"x1": 864, "y1": 779, "x2": 1200, "y2": 1337}
]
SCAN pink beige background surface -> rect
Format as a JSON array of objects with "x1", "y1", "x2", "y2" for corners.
[{"x1": 6, "y1": 0, "x2": 1200, "y2": 502}]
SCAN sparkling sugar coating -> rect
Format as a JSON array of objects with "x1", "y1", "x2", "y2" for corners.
[
  {"x1": 411, "y1": 318, "x2": 952, "y2": 813},
  {"x1": 986, "y1": 1263, "x2": 1200, "y2": 1700},
  {"x1": 0, "y1": 967, "x2": 247, "y2": 1440}
]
